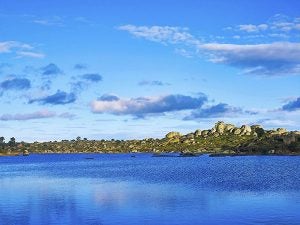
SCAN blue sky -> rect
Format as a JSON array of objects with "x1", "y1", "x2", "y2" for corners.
[{"x1": 0, "y1": 0, "x2": 300, "y2": 142}]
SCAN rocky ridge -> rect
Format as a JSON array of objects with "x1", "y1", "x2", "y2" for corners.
[{"x1": 1, "y1": 121, "x2": 300, "y2": 156}]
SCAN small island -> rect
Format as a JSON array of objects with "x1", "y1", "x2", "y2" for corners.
[{"x1": 1, "y1": 121, "x2": 300, "y2": 157}]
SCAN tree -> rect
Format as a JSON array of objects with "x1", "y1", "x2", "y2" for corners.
[
  {"x1": 8, "y1": 137, "x2": 16, "y2": 147},
  {"x1": 0, "y1": 137, "x2": 5, "y2": 150}
]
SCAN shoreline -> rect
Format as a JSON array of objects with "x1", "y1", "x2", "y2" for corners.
[
  {"x1": 1, "y1": 151, "x2": 300, "y2": 157},
  {"x1": 1, "y1": 122, "x2": 299, "y2": 157},
  {"x1": 0, "y1": 152, "x2": 20, "y2": 157}
]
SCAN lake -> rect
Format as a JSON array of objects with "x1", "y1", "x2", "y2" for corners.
[{"x1": 0, "y1": 154, "x2": 300, "y2": 225}]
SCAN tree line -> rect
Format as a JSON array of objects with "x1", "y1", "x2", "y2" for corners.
[{"x1": 0, "y1": 137, "x2": 16, "y2": 150}]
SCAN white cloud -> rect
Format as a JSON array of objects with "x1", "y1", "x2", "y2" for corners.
[
  {"x1": 0, "y1": 41, "x2": 32, "y2": 53},
  {"x1": 258, "y1": 24, "x2": 268, "y2": 30},
  {"x1": 119, "y1": 18, "x2": 300, "y2": 76},
  {"x1": 118, "y1": 25, "x2": 201, "y2": 46},
  {"x1": 0, "y1": 110, "x2": 76, "y2": 121},
  {"x1": 238, "y1": 24, "x2": 258, "y2": 32},
  {"x1": 201, "y1": 42, "x2": 300, "y2": 60},
  {"x1": 16, "y1": 51, "x2": 45, "y2": 59},
  {"x1": 0, "y1": 41, "x2": 45, "y2": 58},
  {"x1": 0, "y1": 41, "x2": 15, "y2": 53},
  {"x1": 199, "y1": 42, "x2": 300, "y2": 75},
  {"x1": 268, "y1": 14, "x2": 300, "y2": 32},
  {"x1": 91, "y1": 94, "x2": 207, "y2": 117},
  {"x1": 238, "y1": 24, "x2": 268, "y2": 32},
  {"x1": 32, "y1": 16, "x2": 64, "y2": 26},
  {"x1": 272, "y1": 22, "x2": 294, "y2": 31},
  {"x1": 232, "y1": 14, "x2": 300, "y2": 38},
  {"x1": 0, "y1": 110, "x2": 55, "y2": 121}
]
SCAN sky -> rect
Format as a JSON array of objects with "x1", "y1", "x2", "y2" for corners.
[{"x1": 0, "y1": 0, "x2": 300, "y2": 142}]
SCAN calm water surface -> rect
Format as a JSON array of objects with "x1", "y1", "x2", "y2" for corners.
[{"x1": 0, "y1": 154, "x2": 300, "y2": 225}]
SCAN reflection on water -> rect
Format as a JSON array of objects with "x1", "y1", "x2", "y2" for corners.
[{"x1": 1, "y1": 154, "x2": 300, "y2": 225}]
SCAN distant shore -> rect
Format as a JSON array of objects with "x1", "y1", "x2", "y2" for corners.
[
  {"x1": 0, "y1": 152, "x2": 20, "y2": 157},
  {"x1": 1, "y1": 151, "x2": 300, "y2": 158},
  {"x1": 1, "y1": 121, "x2": 299, "y2": 157}
]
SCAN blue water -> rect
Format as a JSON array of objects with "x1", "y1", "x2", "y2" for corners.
[{"x1": 1, "y1": 154, "x2": 300, "y2": 225}]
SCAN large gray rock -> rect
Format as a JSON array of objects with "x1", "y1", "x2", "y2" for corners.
[
  {"x1": 194, "y1": 129, "x2": 202, "y2": 137},
  {"x1": 186, "y1": 133, "x2": 195, "y2": 139},
  {"x1": 215, "y1": 121, "x2": 226, "y2": 134},
  {"x1": 277, "y1": 128, "x2": 288, "y2": 134},
  {"x1": 209, "y1": 127, "x2": 217, "y2": 135},
  {"x1": 201, "y1": 130, "x2": 209, "y2": 136},
  {"x1": 233, "y1": 128, "x2": 242, "y2": 135},
  {"x1": 166, "y1": 132, "x2": 182, "y2": 139},
  {"x1": 270, "y1": 128, "x2": 288, "y2": 136},
  {"x1": 224, "y1": 124, "x2": 235, "y2": 132},
  {"x1": 240, "y1": 125, "x2": 251, "y2": 135}
]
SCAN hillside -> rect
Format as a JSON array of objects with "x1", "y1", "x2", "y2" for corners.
[{"x1": 1, "y1": 121, "x2": 300, "y2": 156}]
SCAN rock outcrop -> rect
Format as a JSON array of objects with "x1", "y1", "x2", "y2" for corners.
[
  {"x1": 233, "y1": 128, "x2": 242, "y2": 135},
  {"x1": 240, "y1": 125, "x2": 251, "y2": 135},
  {"x1": 270, "y1": 128, "x2": 288, "y2": 135},
  {"x1": 166, "y1": 132, "x2": 182, "y2": 139},
  {"x1": 215, "y1": 121, "x2": 226, "y2": 134},
  {"x1": 194, "y1": 129, "x2": 201, "y2": 137}
]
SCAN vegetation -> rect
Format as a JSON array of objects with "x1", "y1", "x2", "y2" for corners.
[{"x1": 1, "y1": 121, "x2": 300, "y2": 156}]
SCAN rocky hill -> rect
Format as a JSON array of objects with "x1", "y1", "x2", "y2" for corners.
[{"x1": 1, "y1": 121, "x2": 300, "y2": 156}]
